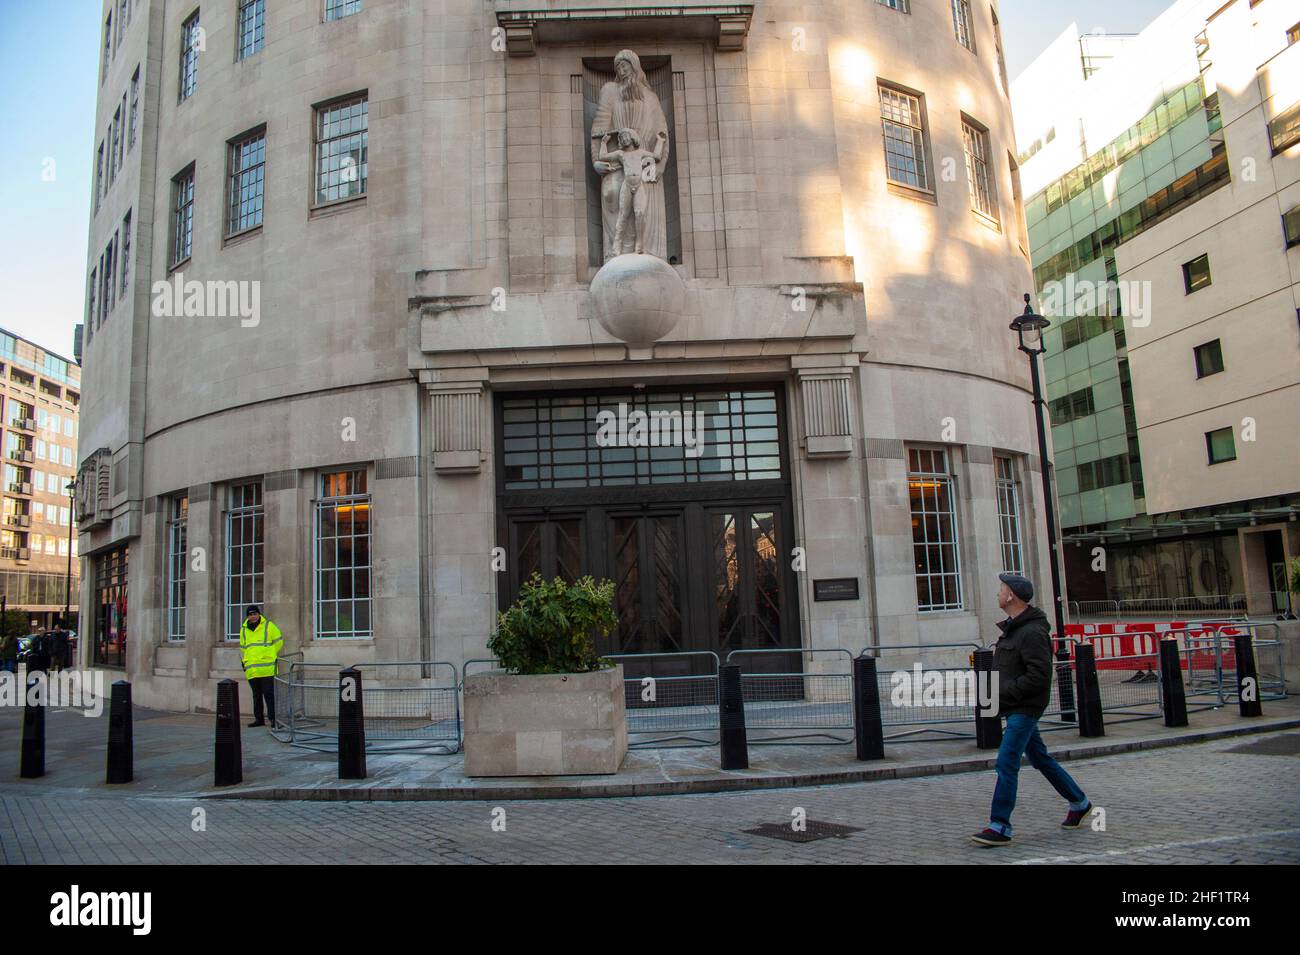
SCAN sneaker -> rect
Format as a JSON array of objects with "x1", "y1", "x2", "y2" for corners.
[
  {"x1": 1139, "y1": 671, "x2": 1160, "y2": 684},
  {"x1": 1061, "y1": 803, "x2": 1094, "y2": 829},
  {"x1": 1122, "y1": 670, "x2": 1146, "y2": 683},
  {"x1": 970, "y1": 828, "x2": 1012, "y2": 847}
]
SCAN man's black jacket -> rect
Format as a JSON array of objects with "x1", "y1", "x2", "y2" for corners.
[{"x1": 994, "y1": 605, "x2": 1054, "y2": 717}]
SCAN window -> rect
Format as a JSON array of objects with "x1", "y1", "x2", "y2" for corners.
[
  {"x1": 962, "y1": 119, "x2": 997, "y2": 220},
  {"x1": 88, "y1": 268, "x2": 96, "y2": 327},
  {"x1": 879, "y1": 84, "x2": 931, "y2": 192},
  {"x1": 1008, "y1": 153, "x2": 1028, "y2": 253},
  {"x1": 1284, "y1": 206, "x2": 1300, "y2": 248},
  {"x1": 1076, "y1": 454, "x2": 1130, "y2": 492},
  {"x1": 1269, "y1": 100, "x2": 1300, "y2": 155},
  {"x1": 237, "y1": 0, "x2": 265, "y2": 60},
  {"x1": 1205, "y1": 427, "x2": 1236, "y2": 465},
  {"x1": 1049, "y1": 387, "x2": 1095, "y2": 424},
  {"x1": 225, "y1": 482, "x2": 264, "y2": 641},
  {"x1": 170, "y1": 165, "x2": 195, "y2": 267},
  {"x1": 1194, "y1": 339, "x2": 1224, "y2": 378},
  {"x1": 325, "y1": 0, "x2": 363, "y2": 21},
  {"x1": 94, "y1": 142, "x2": 105, "y2": 214},
  {"x1": 1289, "y1": 22, "x2": 1300, "y2": 46},
  {"x1": 102, "y1": 13, "x2": 113, "y2": 83},
  {"x1": 314, "y1": 94, "x2": 368, "y2": 205},
  {"x1": 179, "y1": 10, "x2": 200, "y2": 102},
  {"x1": 120, "y1": 210, "x2": 132, "y2": 295},
  {"x1": 128, "y1": 67, "x2": 139, "y2": 151},
  {"x1": 117, "y1": 93, "x2": 127, "y2": 170},
  {"x1": 1182, "y1": 253, "x2": 1211, "y2": 293},
  {"x1": 101, "y1": 232, "x2": 117, "y2": 316},
  {"x1": 995, "y1": 456, "x2": 1023, "y2": 575},
  {"x1": 877, "y1": 0, "x2": 909, "y2": 12},
  {"x1": 908, "y1": 447, "x2": 963, "y2": 611},
  {"x1": 227, "y1": 128, "x2": 266, "y2": 235},
  {"x1": 166, "y1": 496, "x2": 188, "y2": 641},
  {"x1": 991, "y1": 8, "x2": 1009, "y2": 94},
  {"x1": 315, "y1": 469, "x2": 371, "y2": 639},
  {"x1": 94, "y1": 546, "x2": 129, "y2": 668},
  {"x1": 62, "y1": 447, "x2": 73, "y2": 467},
  {"x1": 110, "y1": 106, "x2": 121, "y2": 182},
  {"x1": 951, "y1": 0, "x2": 976, "y2": 52}
]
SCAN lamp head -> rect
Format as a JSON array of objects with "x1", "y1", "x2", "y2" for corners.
[{"x1": 1010, "y1": 293, "x2": 1050, "y2": 352}]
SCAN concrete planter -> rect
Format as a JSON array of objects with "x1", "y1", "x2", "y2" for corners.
[{"x1": 463, "y1": 664, "x2": 628, "y2": 776}]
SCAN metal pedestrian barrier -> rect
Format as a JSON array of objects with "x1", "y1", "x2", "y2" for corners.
[
  {"x1": 606, "y1": 651, "x2": 720, "y2": 749},
  {"x1": 273, "y1": 657, "x2": 461, "y2": 754},
  {"x1": 725, "y1": 648, "x2": 855, "y2": 745},
  {"x1": 871, "y1": 642, "x2": 982, "y2": 742}
]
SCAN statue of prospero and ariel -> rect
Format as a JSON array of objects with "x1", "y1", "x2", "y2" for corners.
[{"x1": 589, "y1": 50, "x2": 671, "y2": 262}]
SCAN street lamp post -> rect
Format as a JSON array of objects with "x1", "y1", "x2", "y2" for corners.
[
  {"x1": 1010, "y1": 293, "x2": 1076, "y2": 722},
  {"x1": 64, "y1": 476, "x2": 76, "y2": 623}
]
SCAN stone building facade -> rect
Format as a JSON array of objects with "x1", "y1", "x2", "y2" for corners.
[{"x1": 79, "y1": 0, "x2": 1048, "y2": 711}]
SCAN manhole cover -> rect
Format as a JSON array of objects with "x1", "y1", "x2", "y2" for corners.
[
  {"x1": 1225, "y1": 734, "x2": 1300, "y2": 757},
  {"x1": 742, "y1": 820, "x2": 863, "y2": 844}
]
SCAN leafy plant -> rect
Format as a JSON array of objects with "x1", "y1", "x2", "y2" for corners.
[
  {"x1": 488, "y1": 574, "x2": 618, "y2": 675},
  {"x1": 1290, "y1": 556, "x2": 1300, "y2": 596}
]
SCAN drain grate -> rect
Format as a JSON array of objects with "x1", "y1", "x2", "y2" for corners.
[
  {"x1": 742, "y1": 820, "x2": 863, "y2": 844},
  {"x1": 1225, "y1": 734, "x2": 1300, "y2": 757}
]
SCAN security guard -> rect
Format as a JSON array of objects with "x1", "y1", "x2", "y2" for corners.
[{"x1": 239, "y1": 605, "x2": 283, "y2": 727}]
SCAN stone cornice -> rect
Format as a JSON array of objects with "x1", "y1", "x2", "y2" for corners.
[{"x1": 494, "y1": 4, "x2": 754, "y2": 54}]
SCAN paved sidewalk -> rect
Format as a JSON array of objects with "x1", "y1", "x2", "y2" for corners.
[{"x1": 2, "y1": 683, "x2": 1297, "y2": 801}]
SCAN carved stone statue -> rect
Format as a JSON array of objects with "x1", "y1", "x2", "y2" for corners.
[{"x1": 590, "y1": 50, "x2": 670, "y2": 262}]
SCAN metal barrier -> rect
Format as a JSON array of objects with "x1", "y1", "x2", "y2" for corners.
[
  {"x1": 605, "y1": 652, "x2": 720, "y2": 749},
  {"x1": 869, "y1": 642, "x2": 982, "y2": 741},
  {"x1": 273, "y1": 659, "x2": 461, "y2": 754},
  {"x1": 725, "y1": 648, "x2": 855, "y2": 744},
  {"x1": 1072, "y1": 600, "x2": 1120, "y2": 621}
]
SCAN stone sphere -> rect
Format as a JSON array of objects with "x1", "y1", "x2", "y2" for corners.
[{"x1": 589, "y1": 253, "x2": 685, "y2": 346}]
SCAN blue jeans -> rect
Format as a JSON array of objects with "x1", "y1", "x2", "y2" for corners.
[{"x1": 989, "y1": 712, "x2": 1088, "y2": 836}]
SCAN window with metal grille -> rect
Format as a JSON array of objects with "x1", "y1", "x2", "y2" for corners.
[
  {"x1": 314, "y1": 94, "x2": 368, "y2": 205},
  {"x1": 179, "y1": 10, "x2": 200, "y2": 102},
  {"x1": 120, "y1": 210, "x2": 132, "y2": 296},
  {"x1": 237, "y1": 0, "x2": 265, "y2": 59},
  {"x1": 879, "y1": 84, "x2": 931, "y2": 191},
  {"x1": 995, "y1": 456, "x2": 1023, "y2": 575},
  {"x1": 500, "y1": 389, "x2": 783, "y2": 490},
  {"x1": 1205, "y1": 427, "x2": 1235, "y2": 465},
  {"x1": 1194, "y1": 339, "x2": 1223, "y2": 378},
  {"x1": 315, "y1": 469, "x2": 371, "y2": 639},
  {"x1": 128, "y1": 67, "x2": 139, "y2": 150},
  {"x1": 166, "y1": 495, "x2": 188, "y2": 641},
  {"x1": 102, "y1": 13, "x2": 113, "y2": 84},
  {"x1": 951, "y1": 0, "x2": 976, "y2": 52},
  {"x1": 877, "y1": 0, "x2": 909, "y2": 12},
  {"x1": 992, "y1": 8, "x2": 1009, "y2": 94},
  {"x1": 1284, "y1": 205, "x2": 1300, "y2": 248},
  {"x1": 110, "y1": 104, "x2": 122, "y2": 182},
  {"x1": 225, "y1": 482, "x2": 264, "y2": 640},
  {"x1": 908, "y1": 447, "x2": 963, "y2": 611},
  {"x1": 94, "y1": 141, "x2": 104, "y2": 214},
  {"x1": 170, "y1": 165, "x2": 194, "y2": 266},
  {"x1": 962, "y1": 119, "x2": 997, "y2": 220},
  {"x1": 325, "y1": 0, "x2": 363, "y2": 21},
  {"x1": 227, "y1": 128, "x2": 266, "y2": 235}
]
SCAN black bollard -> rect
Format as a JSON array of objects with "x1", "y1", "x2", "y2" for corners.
[
  {"x1": 20, "y1": 673, "x2": 46, "y2": 779},
  {"x1": 1233, "y1": 632, "x2": 1263, "y2": 718},
  {"x1": 853, "y1": 655, "x2": 885, "y2": 761},
  {"x1": 718, "y1": 663, "x2": 749, "y2": 770},
  {"x1": 106, "y1": 680, "x2": 134, "y2": 784},
  {"x1": 1074, "y1": 643, "x2": 1105, "y2": 737},
  {"x1": 1158, "y1": 638, "x2": 1188, "y2": 728},
  {"x1": 973, "y1": 649, "x2": 1003, "y2": 750},
  {"x1": 338, "y1": 667, "x2": 367, "y2": 780},
  {"x1": 214, "y1": 678, "x2": 243, "y2": 786}
]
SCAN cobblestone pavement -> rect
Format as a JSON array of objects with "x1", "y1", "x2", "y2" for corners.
[{"x1": 2, "y1": 732, "x2": 1297, "y2": 864}]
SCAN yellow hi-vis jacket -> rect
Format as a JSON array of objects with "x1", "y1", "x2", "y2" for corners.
[{"x1": 239, "y1": 618, "x2": 283, "y2": 680}]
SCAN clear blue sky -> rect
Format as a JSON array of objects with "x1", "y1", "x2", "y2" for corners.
[{"x1": 0, "y1": 0, "x2": 1175, "y2": 364}]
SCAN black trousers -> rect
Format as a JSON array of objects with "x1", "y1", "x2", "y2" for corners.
[{"x1": 249, "y1": 676, "x2": 275, "y2": 724}]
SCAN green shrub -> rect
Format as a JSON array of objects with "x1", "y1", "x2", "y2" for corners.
[{"x1": 488, "y1": 574, "x2": 618, "y2": 675}]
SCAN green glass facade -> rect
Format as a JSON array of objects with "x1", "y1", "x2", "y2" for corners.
[{"x1": 1024, "y1": 77, "x2": 1229, "y2": 530}]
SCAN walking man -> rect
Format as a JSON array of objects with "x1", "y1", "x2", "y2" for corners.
[
  {"x1": 971, "y1": 573, "x2": 1093, "y2": 846},
  {"x1": 238, "y1": 605, "x2": 282, "y2": 728}
]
